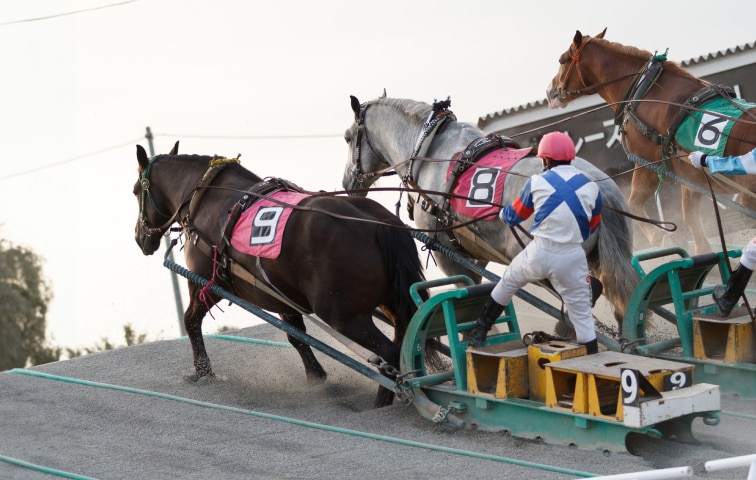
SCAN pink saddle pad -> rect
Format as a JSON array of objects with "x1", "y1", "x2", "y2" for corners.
[
  {"x1": 231, "y1": 191, "x2": 309, "y2": 259},
  {"x1": 447, "y1": 147, "x2": 531, "y2": 218}
]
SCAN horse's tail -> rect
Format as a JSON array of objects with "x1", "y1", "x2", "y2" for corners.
[
  {"x1": 377, "y1": 224, "x2": 427, "y2": 339},
  {"x1": 590, "y1": 190, "x2": 640, "y2": 328}
]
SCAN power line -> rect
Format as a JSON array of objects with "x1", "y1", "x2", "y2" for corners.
[
  {"x1": 158, "y1": 133, "x2": 342, "y2": 140},
  {"x1": 0, "y1": 130, "x2": 342, "y2": 180},
  {"x1": 0, "y1": 0, "x2": 139, "y2": 27},
  {"x1": 0, "y1": 138, "x2": 142, "y2": 180}
]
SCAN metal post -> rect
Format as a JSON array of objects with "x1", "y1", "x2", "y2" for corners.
[
  {"x1": 145, "y1": 126, "x2": 186, "y2": 336},
  {"x1": 705, "y1": 454, "x2": 756, "y2": 480}
]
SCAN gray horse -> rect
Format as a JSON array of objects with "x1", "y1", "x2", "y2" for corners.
[{"x1": 342, "y1": 95, "x2": 639, "y2": 333}]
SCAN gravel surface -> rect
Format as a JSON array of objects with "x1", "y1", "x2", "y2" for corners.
[{"x1": 2, "y1": 321, "x2": 755, "y2": 480}]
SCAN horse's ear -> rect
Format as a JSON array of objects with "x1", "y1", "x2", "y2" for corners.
[
  {"x1": 573, "y1": 30, "x2": 583, "y2": 47},
  {"x1": 379, "y1": 88, "x2": 386, "y2": 99},
  {"x1": 136, "y1": 145, "x2": 149, "y2": 171},
  {"x1": 596, "y1": 28, "x2": 606, "y2": 39},
  {"x1": 350, "y1": 95, "x2": 361, "y2": 121},
  {"x1": 169, "y1": 141, "x2": 179, "y2": 155}
]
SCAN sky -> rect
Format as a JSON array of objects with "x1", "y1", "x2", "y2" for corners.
[{"x1": 2, "y1": 0, "x2": 756, "y2": 354}]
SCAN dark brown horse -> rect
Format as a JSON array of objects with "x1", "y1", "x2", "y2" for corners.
[
  {"x1": 132, "y1": 142, "x2": 425, "y2": 407},
  {"x1": 547, "y1": 29, "x2": 756, "y2": 253}
]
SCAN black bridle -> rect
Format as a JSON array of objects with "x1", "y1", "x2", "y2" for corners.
[
  {"x1": 348, "y1": 101, "x2": 396, "y2": 188},
  {"x1": 137, "y1": 156, "x2": 195, "y2": 239}
]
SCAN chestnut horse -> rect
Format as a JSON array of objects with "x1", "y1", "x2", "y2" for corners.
[
  {"x1": 547, "y1": 29, "x2": 756, "y2": 254},
  {"x1": 133, "y1": 143, "x2": 426, "y2": 407}
]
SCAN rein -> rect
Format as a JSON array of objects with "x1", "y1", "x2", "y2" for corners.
[
  {"x1": 200, "y1": 184, "x2": 499, "y2": 234},
  {"x1": 205, "y1": 182, "x2": 673, "y2": 238},
  {"x1": 348, "y1": 98, "x2": 680, "y2": 238},
  {"x1": 702, "y1": 170, "x2": 755, "y2": 321}
]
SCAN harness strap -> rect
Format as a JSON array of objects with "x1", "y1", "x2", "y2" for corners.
[
  {"x1": 405, "y1": 99, "x2": 456, "y2": 221},
  {"x1": 615, "y1": 52, "x2": 666, "y2": 126},
  {"x1": 214, "y1": 193, "x2": 252, "y2": 276},
  {"x1": 616, "y1": 53, "x2": 740, "y2": 157},
  {"x1": 667, "y1": 84, "x2": 736, "y2": 143},
  {"x1": 186, "y1": 156, "x2": 241, "y2": 224}
]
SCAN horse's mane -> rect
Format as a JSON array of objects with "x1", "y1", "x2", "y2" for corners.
[
  {"x1": 159, "y1": 153, "x2": 214, "y2": 163},
  {"x1": 372, "y1": 97, "x2": 431, "y2": 123},
  {"x1": 158, "y1": 153, "x2": 262, "y2": 182},
  {"x1": 592, "y1": 35, "x2": 697, "y2": 80}
]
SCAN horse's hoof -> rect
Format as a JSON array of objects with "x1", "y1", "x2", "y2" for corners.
[
  {"x1": 195, "y1": 374, "x2": 217, "y2": 384},
  {"x1": 185, "y1": 371, "x2": 215, "y2": 383},
  {"x1": 306, "y1": 373, "x2": 327, "y2": 386}
]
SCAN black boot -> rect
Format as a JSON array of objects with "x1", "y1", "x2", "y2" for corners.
[
  {"x1": 713, "y1": 263, "x2": 753, "y2": 316},
  {"x1": 469, "y1": 297, "x2": 506, "y2": 347},
  {"x1": 580, "y1": 338, "x2": 599, "y2": 355}
]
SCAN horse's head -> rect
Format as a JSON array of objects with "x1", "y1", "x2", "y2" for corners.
[
  {"x1": 546, "y1": 28, "x2": 607, "y2": 109},
  {"x1": 342, "y1": 93, "x2": 389, "y2": 196},
  {"x1": 133, "y1": 141, "x2": 179, "y2": 255}
]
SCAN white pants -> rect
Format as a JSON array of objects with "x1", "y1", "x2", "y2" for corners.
[
  {"x1": 490, "y1": 237, "x2": 596, "y2": 344},
  {"x1": 740, "y1": 237, "x2": 756, "y2": 270}
]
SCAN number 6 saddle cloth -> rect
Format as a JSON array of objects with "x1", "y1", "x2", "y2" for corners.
[{"x1": 676, "y1": 95, "x2": 756, "y2": 156}]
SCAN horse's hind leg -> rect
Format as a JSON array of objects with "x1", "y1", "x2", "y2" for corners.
[
  {"x1": 184, "y1": 282, "x2": 214, "y2": 381},
  {"x1": 335, "y1": 316, "x2": 400, "y2": 408},
  {"x1": 281, "y1": 313, "x2": 327, "y2": 384},
  {"x1": 627, "y1": 172, "x2": 668, "y2": 248}
]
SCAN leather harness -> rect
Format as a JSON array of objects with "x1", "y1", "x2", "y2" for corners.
[
  {"x1": 615, "y1": 52, "x2": 737, "y2": 157},
  {"x1": 181, "y1": 163, "x2": 306, "y2": 293}
]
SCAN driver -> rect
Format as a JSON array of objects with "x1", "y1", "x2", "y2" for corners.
[
  {"x1": 469, "y1": 132, "x2": 603, "y2": 354},
  {"x1": 688, "y1": 149, "x2": 756, "y2": 316}
]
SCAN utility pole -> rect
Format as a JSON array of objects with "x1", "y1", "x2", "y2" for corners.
[{"x1": 145, "y1": 126, "x2": 187, "y2": 336}]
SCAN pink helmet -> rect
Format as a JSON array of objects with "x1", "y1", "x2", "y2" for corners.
[{"x1": 537, "y1": 132, "x2": 575, "y2": 161}]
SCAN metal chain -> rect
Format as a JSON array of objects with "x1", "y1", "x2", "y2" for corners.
[
  {"x1": 595, "y1": 318, "x2": 622, "y2": 340},
  {"x1": 393, "y1": 384, "x2": 415, "y2": 405},
  {"x1": 367, "y1": 355, "x2": 415, "y2": 404}
]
